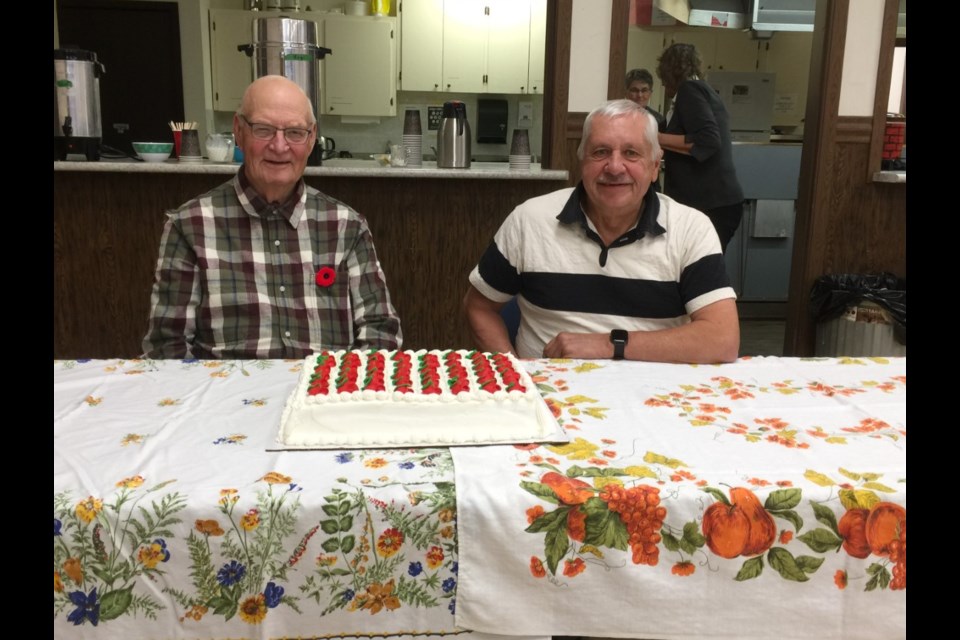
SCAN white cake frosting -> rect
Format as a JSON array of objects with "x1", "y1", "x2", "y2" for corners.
[{"x1": 277, "y1": 349, "x2": 560, "y2": 448}]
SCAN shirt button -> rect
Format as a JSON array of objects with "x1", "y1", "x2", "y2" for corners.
[
  {"x1": 279, "y1": 285, "x2": 286, "y2": 292},
  {"x1": 284, "y1": 331, "x2": 291, "y2": 338},
  {"x1": 274, "y1": 240, "x2": 280, "y2": 247}
]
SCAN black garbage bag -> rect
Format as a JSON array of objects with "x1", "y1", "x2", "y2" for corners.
[{"x1": 810, "y1": 273, "x2": 906, "y2": 344}]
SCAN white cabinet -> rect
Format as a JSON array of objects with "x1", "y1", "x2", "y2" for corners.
[
  {"x1": 485, "y1": 0, "x2": 531, "y2": 93},
  {"x1": 401, "y1": 0, "x2": 538, "y2": 94},
  {"x1": 400, "y1": 0, "x2": 443, "y2": 91},
  {"x1": 526, "y1": 0, "x2": 547, "y2": 94},
  {"x1": 443, "y1": 0, "x2": 530, "y2": 93},
  {"x1": 323, "y1": 16, "x2": 397, "y2": 116},
  {"x1": 209, "y1": 9, "x2": 255, "y2": 111}
]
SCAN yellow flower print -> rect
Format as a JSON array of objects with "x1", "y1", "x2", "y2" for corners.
[
  {"x1": 238, "y1": 594, "x2": 267, "y2": 624},
  {"x1": 54, "y1": 571, "x2": 64, "y2": 592},
  {"x1": 440, "y1": 525, "x2": 454, "y2": 539},
  {"x1": 195, "y1": 519, "x2": 225, "y2": 536},
  {"x1": 376, "y1": 528, "x2": 404, "y2": 557},
  {"x1": 259, "y1": 472, "x2": 292, "y2": 485},
  {"x1": 182, "y1": 604, "x2": 208, "y2": 621},
  {"x1": 210, "y1": 370, "x2": 230, "y2": 378},
  {"x1": 62, "y1": 558, "x2": 83, "y2": 585},
  {"x1": 75, "y1": 497, "x2": 103, "y2": 523},
  {"x1": 438, "y1": 508, "x2": 455, "y2": 522},
  {"x1": 203, "y1": 362, "x2": 221, "y2": 368},
  {"x1": 116, "y1": 475, "x2": 145, "y2": 489},
  {"x1": 120, "y1": 433, "x2": 146, "y2": 446},
  {"x1": 84, "y1": 396, "x2": 102, "y2": 406},
  {"x1": 240, "y1": 508, "x2": 261, "y2": 531},
  {"x1": 157, "y1": 398, "x2": 179, "y2": 407},
  {"x1": 138, "y1": 541, "x2": 167, "y2": 569},
  {"x1": 364, "y1": 457, "x2": 388, "y2": 469},
  {"x1": 316, "y1": 554, "x2": 337, "y2": 567},
  {"x1": 408, "y1": 491, "x2": 423, "y2": 505},
  {"x1": 358, "y1": 580, "x2": 401, "y2": 615}
]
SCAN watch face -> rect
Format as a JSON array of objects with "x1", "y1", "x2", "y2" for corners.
[{"x1": 611, "y1": 330, "x2": 628, "y2": 344}]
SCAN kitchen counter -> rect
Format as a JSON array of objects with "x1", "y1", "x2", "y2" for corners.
[{"x1": 54, "y1": 159, "x2": 569, "y2": 181}]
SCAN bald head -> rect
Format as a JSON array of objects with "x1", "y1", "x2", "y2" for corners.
[{"x1": 239, "y1": 75, "x2": 316, "y2": 126}]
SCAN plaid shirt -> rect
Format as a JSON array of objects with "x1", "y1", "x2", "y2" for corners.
[{"x1": 142, "y1": 171, "x2": 401, "y2": 359}]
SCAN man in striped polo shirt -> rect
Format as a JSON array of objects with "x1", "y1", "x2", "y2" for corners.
[{"x1": 464, "y1": 99, "x2": 738, "y2": 363}]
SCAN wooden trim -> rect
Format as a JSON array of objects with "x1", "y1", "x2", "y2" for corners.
[
  {"x1": 835, "y1": 116, "x2": 873, "y2": 144},
  {"x1": 565, "y1": 112, "x2": 587, "y2": 138},
  {"x1": 866, "y1": 0, "x2": 901, "y2": 178},
  {"x1": 542, "y1": 0, "x2": 573, "y2": 170},
  {"x1": 608, "y1": 0, "x2": 630, "y2": 99},
  {"x1": 783, "y1": 0, "x2": 849, "y2": 356}
]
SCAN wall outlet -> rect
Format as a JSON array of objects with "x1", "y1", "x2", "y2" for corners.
[{"x1": 518, "y1": 101, "x2": 534, "y2": 128}]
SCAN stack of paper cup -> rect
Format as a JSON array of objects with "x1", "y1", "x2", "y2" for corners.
[
  {"x1": 509, "y1": 129, "x2": 531, "y2": 170},
  {"x1": 403, "y1": 109, "x2": 422, "y2": 167}
]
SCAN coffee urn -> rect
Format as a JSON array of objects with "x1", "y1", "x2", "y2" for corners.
[
  {"x1": 239, "y1": 16, "x2": 331, "y2": 166},
  {"x1": 437, "y1": 101, "x2": 471, "y2": 169},
  {"x1": 54, "y1": 48, "x2": 105, "y2": 161}
]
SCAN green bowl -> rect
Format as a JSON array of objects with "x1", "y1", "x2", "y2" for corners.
[{"x1": 132, "y1": 141, "x2": 173, "y2": 163}]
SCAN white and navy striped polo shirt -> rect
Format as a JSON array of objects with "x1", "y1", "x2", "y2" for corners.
[{"x1": 468, "y1": 184, "x2": 736, "y2": 358}]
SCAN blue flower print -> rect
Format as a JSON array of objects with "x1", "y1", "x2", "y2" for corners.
[
  {"x1": 55, "y1": 518, "x2": 62, "y2": 536},
  {"x1": 442, "y1": 577, "x2": 456, "y2": 593},
  {"x1": 342, "y1": 589, "x2": 355, "y2": 602},
  {"x1": 335, "y1": 452, "x2": 354, "y2": 464},
  {"x1": 216, "y1": 560, "x2": 246, "y2": 586},
  {"x1": 408, "y1": 561, "x2": 423, "y2": 577},
  {"x1": 67, "y1": 588, "x2": 100, "y2": 626},
  {"x1": 264, "y1": 581, "x2": 284, "y2": 608},
  {"x1": 398, "y1": 461, "x2": 415, "y2": 470},
  {"x1": 448, "y1": 598, "x2": 456, "y2": 614},
  {"x1": 451, "y1": 561, "x2": 459, "y2": 574}
]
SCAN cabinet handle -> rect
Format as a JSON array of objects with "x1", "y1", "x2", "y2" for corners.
[
  {"x1": 447, "y1": 84, "x2": 451, "y2": 90},
  {"x1": 521, "y1": 86, "x2": 525, "y2": 92},
  {"x1": 533, "y1": 86, "x2": 538, "y2": 92},
  {"x1": 434, "y1": 83, "x2": 439, "y2": 89}
]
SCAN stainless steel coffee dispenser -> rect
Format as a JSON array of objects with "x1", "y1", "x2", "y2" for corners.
[
  {"x1": 437, "y1": 101, "x2": 471, "y2": 169},
  {"x1": 54, "y1": 48, "x2": 105, "y2": 161},
  {"x1": 239, "y1": 16, "x2": 331, "y2": 165}
]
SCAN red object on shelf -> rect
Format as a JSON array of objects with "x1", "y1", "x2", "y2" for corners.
[{"x1": 882, "y1": 119, "x2": 906, "y2": 160}]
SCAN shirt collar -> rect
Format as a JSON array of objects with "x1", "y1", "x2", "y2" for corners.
[
  {"x1": 556, "y1": 182, "x2": 665, "y2": 266},
  {"x1": 234, "y1": 166, "x2": 306, "y2": 228}
]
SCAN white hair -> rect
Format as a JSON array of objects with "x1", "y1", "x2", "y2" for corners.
[{"x1": 577, "y1": 99, "x2": 661, "y2": 161}]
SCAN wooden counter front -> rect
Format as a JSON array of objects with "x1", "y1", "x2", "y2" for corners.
[{"x1": 53, "y1": 169, "x2": 567, "y2": 359}]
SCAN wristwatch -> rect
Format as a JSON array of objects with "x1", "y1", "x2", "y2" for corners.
[{"x1": 609, "y1": 330, "x2": 628, "y2": 360}]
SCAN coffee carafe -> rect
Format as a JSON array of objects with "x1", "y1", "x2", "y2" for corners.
[
  {"x1": 54, "y1": 48, "x2": 105, "y2": 161},
  {"x1": 437, "y1": 101, "x2": 471, "y2": 169}
]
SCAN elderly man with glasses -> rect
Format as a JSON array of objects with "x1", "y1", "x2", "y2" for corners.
[{"x1": 142, "y1": 75, "x2": 401, "y2": 359}]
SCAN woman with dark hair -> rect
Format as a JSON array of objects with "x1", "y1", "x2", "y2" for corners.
[{"x1": 656, "y1": 43, "x2": 744, "y2": 253}]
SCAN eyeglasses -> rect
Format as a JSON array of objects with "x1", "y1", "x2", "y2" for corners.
[{"x1": 239, "y1": 115, "x2": 314, "y2": 144}]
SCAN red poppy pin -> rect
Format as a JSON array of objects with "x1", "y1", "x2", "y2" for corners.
[{"x1": 315, "y1": 266, "x2": 336, "y2": 288}]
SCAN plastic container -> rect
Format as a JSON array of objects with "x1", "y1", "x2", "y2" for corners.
[{"x1": 810, "y1": 273, "x2": 906, "y2": 357}]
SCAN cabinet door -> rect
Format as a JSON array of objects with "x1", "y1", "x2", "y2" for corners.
[
  {"x1": 442, "y1": 0, "x2": 487, "y2": 92},
  {"x1": 713, "y1": 29, "x2": 760, "y2": 72},
  {"x1": 324, "y1": 16, "x2": 397, "y2": 116},
  {"x1": 400, "y1": 0, "x2": 444, "y2": 91},
  {"x1": 210, "y1": 10, "x2": 255, "y2": 111},
  {"x1": 759, "y1": 32, "x2": 813, "y2": 128},
  {"x1": 527, "y1": 0, "x2": 546, "y2": 94},
  {"x1": 486, "y1": 0, "x2": 530, "y2": 93}
]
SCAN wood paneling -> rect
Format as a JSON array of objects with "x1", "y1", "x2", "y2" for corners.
[
  {"x1": 608, "y1": 0, "x2": 631, "y2": 99},
  {"x1": 53, "y1": 172, "x2": 563, "y2": 359},
  {"x1": 543, "y1": 0, "x2": 572, "y2": 170}
]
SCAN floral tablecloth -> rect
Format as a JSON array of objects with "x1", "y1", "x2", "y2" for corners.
[
  {"x1": 452, "y1": 357, "x2": 906, "y2": 640},
  {"x1": 53, "y1": 358, "x2": 547, "y2": 640}
]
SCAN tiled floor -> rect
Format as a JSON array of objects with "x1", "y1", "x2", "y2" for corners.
[{"x1": 739, "y1": 319, "x2": 786, "y2": 357}]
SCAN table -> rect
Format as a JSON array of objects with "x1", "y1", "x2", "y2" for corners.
[{"x1": 54, "y1": 357, "x2": 906, "y2": 639}]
